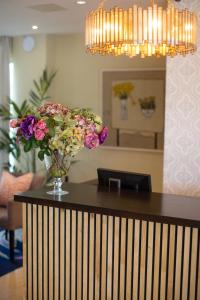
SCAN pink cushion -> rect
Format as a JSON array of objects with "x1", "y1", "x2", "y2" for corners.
[{"x1": 0, "y1": 171, "x2": 33, "y2": 206}]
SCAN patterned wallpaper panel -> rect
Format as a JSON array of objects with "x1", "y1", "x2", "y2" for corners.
[{"x1": 163, "y1": 0, "x2": 200, "y2": 196}]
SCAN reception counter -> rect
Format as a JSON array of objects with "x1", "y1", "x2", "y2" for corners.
[{"x1": 15, "y1": 182, "x2": 200, "y2": 300}]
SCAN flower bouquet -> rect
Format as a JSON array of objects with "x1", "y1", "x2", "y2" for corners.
[
  {"x1": 10, "y1": 103, "x2": 108, "y2": 195},
  {"x1": 113, "y1": 82, "x2": 134, "y2": 100},
  {"x1": 112, "y1": 82, "x2": 134, "y2": 120},
  {"x1": 138, "y1": 96, "x2": 156, "y2": 117}
]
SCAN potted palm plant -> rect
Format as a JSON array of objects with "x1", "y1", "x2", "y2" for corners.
[{"x1": 0, "y1": 69, "x2": 56, "y2": 173}]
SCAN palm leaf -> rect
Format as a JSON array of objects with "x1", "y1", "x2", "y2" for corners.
[
  {"x1": 0, "y1": 128, "x2": 12, "y2": 142},
  {"x1": 0, "y1": 104, "x2": 10, "y2": 119},
  {"x1": 20, "y1": 100, "x2": 30, "y2": 115},
  {"x1": 29, "y1": 69, "x2": 56, "y2": 107},
  {"x1": 33, "y1": 79, "x2": 41, "y2": 93},
  {"x1": 49, "y1": 71, "x2": 56, "y2": 85},
  {"x1": 10, "y1": 100, "x2": 21, "y2": 116},
  {"x1": 43, "y1": 69, "x2": 47, "y2": 82}
]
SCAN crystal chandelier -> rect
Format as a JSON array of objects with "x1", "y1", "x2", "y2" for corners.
[{"x1": 85, "y1": 0, "x2": 197, "y2": 58}]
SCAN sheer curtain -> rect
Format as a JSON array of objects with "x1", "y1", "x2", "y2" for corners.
[{"x1": 0, "y1": 37, "x2": 11, "y2": 173}]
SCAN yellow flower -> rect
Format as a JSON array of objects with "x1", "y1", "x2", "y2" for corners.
[
  {"x1": 73, "y1": 127, "x2": 83, "y2": 141},
  {"x1": 113, "y1": 82, "x2": 134, "y2": 99}
]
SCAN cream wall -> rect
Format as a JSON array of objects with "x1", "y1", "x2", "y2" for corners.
[
  {"x1": 163, "y1": 0, "x2": 200, "y2": 197},
  {"x1": 70, "y1": 147, "x2": 163, "y2": 193},
  {"x1": 47, "y1": 34, "x2": 165, "y2": 113},
  {"x1": 12, "y1": 35, "x2": 47, "y2": 103},
  {"x1": 12, "y1": 33, "x2": 165, "y2": 192},
  {"x1": 47, "y1": 34, "x2": 164, "y2": 192},
  {"x1": 12, "y1": 35, "x2": 47, "y2": 171}
]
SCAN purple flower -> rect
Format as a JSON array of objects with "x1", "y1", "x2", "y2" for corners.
[
  {"x1": 20, "y1": 115, "x2": 37, "y2": 140},
  {"x1": 84, "y1": 133, "x2": 99, "y2": 149},
  {"x1": 98, "y1": 127, "x2": 108, "y2": 144}
]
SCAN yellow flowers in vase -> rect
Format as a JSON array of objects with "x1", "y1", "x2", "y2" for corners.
[{"x1": 113, "y1": 82, "x2": 134, "y2": 99}]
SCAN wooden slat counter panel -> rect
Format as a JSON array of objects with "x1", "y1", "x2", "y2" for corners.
[{"x1": 23, "y1": 203, "x2": 200, "y2": 300}]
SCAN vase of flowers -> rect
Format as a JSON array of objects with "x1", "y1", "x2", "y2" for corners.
[
  {"x1": 10, "y1": 103, "x2": 108, "y2": 195},
  {"x1": 138, "y1": 96, "x2": 156, "y2": 118},
  {"x1": 113, "y1": 82, "x2": 134, "y2": 120}
]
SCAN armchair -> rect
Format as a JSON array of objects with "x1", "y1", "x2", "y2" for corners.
[
  {"x1": 0, "y1": 171, "x2": 45, "y2": 260},
  {"x1": 0, "y1": 201, "x2": 22, "y2": 260}
]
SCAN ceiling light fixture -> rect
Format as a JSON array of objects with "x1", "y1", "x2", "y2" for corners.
[
  {"x1": 85, "y1": 0, "x2": 197, "y2": 58},
  {"x1": 77, "y1": 1, "x2": 86, "y2": 4},
  {"x1": 32, "y1": 25, "x2": 38, "y2": 30}
]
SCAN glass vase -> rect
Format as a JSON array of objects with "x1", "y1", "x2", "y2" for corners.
[
  {"x1": 44, "y1": 150, "x2": 71, "y2": 195},
  {"x1": 120, "y1": 97, "x2": 128, "y2": 120}
]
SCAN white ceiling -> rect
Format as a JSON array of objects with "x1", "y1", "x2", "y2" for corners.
[{"x1": 0, "y1": 0, "x2": 167, "y2": 36}]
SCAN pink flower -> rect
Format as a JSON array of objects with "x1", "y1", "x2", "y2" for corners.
[
  {"x1": 36, "y1": 120, "x2": 46, "y2": 130},
  {"x1": 10, "y1": 119, "x2": 18, "y2": 128},
  {"x1": 33, "y1": 119, "x2": 48, "y2": 140},
  {"x1": 44, "y1": 127, "x2": 49, "y2": 134},
  {"x1": 78, "y1": 119, "x2": 85, "y2": 126},
  {"x1": 74, "y1": 115, "x2": 86, "y2": 126},
  {"x1": 86, "y1": 123, "x2": 96, "y2": 133},
  {"x1": 38, "y1": 103, "x2": 69, "y2": 117},
  {"x1": 84, "y1": 133, "x2": 99, "y2": 149},
  {"x1": 34, "y1": 129, "x2": 45, "y2": 141}
]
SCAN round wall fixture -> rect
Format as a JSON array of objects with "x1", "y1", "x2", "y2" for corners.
[{"x1": 22, "y1": 36, "x2": 35, "y2": 52}]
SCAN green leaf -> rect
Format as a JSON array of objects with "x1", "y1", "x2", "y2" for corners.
[
  {"x1": 43, "y1": 69, "x2": 47, "y2": 81},
  {"x1": 49, "y1": 71, "x2": 57, "y2": 85},
  {"x1": 44, "y1": 149, "x2": 51, "y2": 156},
  {"x1": 20, "y1": 100, "x2": 30, "y2": 116},
  {"x1": 38, "y1": 150, "x2": 45, "y2": 161},
  {"x1": 45, "y1": 118, "x2": 55, "y2": 128},
  {"x1": 31, "y1": 139, "x2": 38, "y2": 148},
  {"x1": 39, "y1": 143, "x2": 46, "y2": 150},
  {"x1": 33, "y1": 79, "x2": 41, "y2": 93},
  {"x1": 29, "y1": 90, "x2": 40, "y2": 102},
  {"x1": 20, "y1": 100, "x2": 27, "y2": 111},
  {"x1": 10, "y1": 100, "x2": 21, "y2": 116},
  {"x1": 29, "y1": 69, "x2": 57, "y2": 107},
  {"x1": 0, "y1": 128, "x2": 12, "y2": 142},
  {"x1": 24, "y1": 140, "x2": 32, "y2": 152},
  {"x1": 53, "y1": 115, "x2": 64, "y2": 125},
  {"x1": 30, "y1": 99, "x2": 40, "y2": 107},
  {"x1": 48, "y1": 127, "x2": 55, "y2": 137},
  {"x1": 0, "y1": 141, "x2": 6, "y2": 150},
  {"x1": 0, "y1": 103, "x2": 11, "y2": 119}
]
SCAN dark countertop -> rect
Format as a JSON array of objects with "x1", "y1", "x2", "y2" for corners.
[{"x1": 14, "y1": 182, "x2": 200, "y2": 228}]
